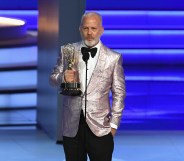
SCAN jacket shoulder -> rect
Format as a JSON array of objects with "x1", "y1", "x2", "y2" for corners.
[
  {"x1": 60, "y1": 42, "x2": 82, "y2": 51},
  {"x1": 102, "y1": 44, "x2": 122, "y2": 58},
  {"x1": 61, "y1": 42, "x2": 81, "y2": 48}
]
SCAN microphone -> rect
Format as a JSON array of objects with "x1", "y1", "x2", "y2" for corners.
[
  {"x1": 81, "y1": 47, "x2": 90, "y2": 63},
  {"x1": 82, "y1": 53, "x2": 89, "y2": 63}
]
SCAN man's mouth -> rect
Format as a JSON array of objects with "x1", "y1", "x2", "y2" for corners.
[{"x1": 86, "y1": 37, "x2": 93, "y2": 41}]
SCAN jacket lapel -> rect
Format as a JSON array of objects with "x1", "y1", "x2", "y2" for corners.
[{"x1": 87, "y1": 44, "x2": 107, "y2": 94}]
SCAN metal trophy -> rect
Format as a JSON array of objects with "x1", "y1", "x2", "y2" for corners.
[{"x1": 60, "y1": 44, "x2": 82, "y2": 96}]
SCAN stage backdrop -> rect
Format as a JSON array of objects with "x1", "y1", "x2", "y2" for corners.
[{"x1": 0, "y1": 0, "x2": 184, "y2": 132}]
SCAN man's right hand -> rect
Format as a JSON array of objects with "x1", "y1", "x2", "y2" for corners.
[{"x1": 64, "y1": 70, "x2": 75, "y2": 82}]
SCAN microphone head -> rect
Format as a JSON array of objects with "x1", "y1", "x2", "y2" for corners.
[
  {"x1": 81, "y1": 47, "x2": 90, "y2": 63},
  {"x1": 82, "y1": 52, "x2": 89, "y2": 62}
]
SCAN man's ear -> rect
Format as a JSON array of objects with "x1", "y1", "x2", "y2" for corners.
[
  {"x1": 101, "y1": 27, "x2": 104, "y2": 35},
  {"x1": 79, "y1": 26, "x2": 82, "y2": 32}
]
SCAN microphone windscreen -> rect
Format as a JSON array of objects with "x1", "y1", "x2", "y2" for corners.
[{"x1": 82, "y1": 52, "x2": 89, "y2": 62}]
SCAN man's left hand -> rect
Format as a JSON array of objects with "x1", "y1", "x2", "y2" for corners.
[{"x1": 111, "y1": 128, "x2": 117, "y2": 137}]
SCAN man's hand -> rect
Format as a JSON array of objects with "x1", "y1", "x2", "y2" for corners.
[
  {"x1": 64, "y1": 70, "x2": 75, "y2": 82},
  {"x1": 111, "y1": 128, "x2": 117, "y2": 137}
]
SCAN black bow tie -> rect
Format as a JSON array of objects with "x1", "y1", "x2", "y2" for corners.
[{"x1": 81, "y1": 47, "x2": 97, "y2": 58}]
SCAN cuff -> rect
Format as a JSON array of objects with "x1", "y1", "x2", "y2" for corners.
[
  {"x1": 110, "y1": 123, "x2": 118, "y2": 129},
  {"x1": 56, "y1": 73, "x2": 65, "y2": 83}
]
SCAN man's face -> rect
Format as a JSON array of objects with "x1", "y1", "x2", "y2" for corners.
[{"x1": 80, "y1": 15, "x2": 104, "y2": 47}]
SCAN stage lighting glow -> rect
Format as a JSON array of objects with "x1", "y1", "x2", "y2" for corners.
[
  {"x1": 115, "y1": 49, "x2": 184, "y2": 55},
  {"x1": 88, "y1": 10, "x2": 184, "y2": 16},
  {"x1": 104, "y1": 30, "x2": 184, "y2": 35},
  {"x1": 0, "y1": 17, "x2": 27, "y2": 40},
  {"x1": 126, "y1": 76, "x2": 184, "y2": 81},
  {"x1": 0, "y1": 17, "x2": 25, "y2": 27}
]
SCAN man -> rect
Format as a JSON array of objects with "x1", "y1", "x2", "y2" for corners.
[{"x1": 50, "y1": 12, "x2": 126, "y2": 161}]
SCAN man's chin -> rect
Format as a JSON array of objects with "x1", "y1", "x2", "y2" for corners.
[{"x1": 84, "y1": 40, "x2": 98, "y2": 47}]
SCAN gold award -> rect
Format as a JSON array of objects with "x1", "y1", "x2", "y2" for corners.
[{"x1": 60, "y1": 44, "x2": 82, "y2": 96}]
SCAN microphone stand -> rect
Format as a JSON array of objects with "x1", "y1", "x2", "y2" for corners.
[
  {"x1": 82, "y1": 52, "x2": 89, "y2": 160},
  {"x1": 84, "y1": 60, "x2": 88, "y2": 123},
  {"x1": 82, "y1": 52, "x2": 90, "y2": 122}
]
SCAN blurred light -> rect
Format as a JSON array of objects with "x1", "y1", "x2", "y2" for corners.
[
  {"x1": 0, "y1": 93, "x2": 36, "y2": 107},
  {"x1": 104, "y1": 30, "x2": 184, "y2": 35},
  {"x1": 114, "y1": 49, "x2": 184, "y2": 55},
  {"x1": 126, "y1": 76, "x2": 184, "y2": 81},
  {"x1": 87, "y1": 10, "x2": 184, "y2": 16},
  {"x1": 0, "y1": 17, "x2": 25, "y2": 27},
  {"x1": 0, "y1": 10, "x2": 38, "y2": 15},
  {"x1": 0, "y1": 46, "x2": 37, "y2": 67},
  {"x1": 0, "y1": 70, "x2": 36, "y2": 88}
]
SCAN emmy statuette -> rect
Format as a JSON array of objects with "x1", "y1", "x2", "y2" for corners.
[{"x1": 60, "y1": 44, "x2": 82, "y2": 96}]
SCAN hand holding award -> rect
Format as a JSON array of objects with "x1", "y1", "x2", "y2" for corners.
[{"x1": 60, "y1": 44, "x2": 82, "y2": 96}]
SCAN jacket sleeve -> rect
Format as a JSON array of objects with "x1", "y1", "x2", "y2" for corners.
[
  {"x1": 49, "y1": 47, "x2": 64, "y2": 86},
  {"x1": 110, "y1": 54, "x2": 126, "y2": 128}
]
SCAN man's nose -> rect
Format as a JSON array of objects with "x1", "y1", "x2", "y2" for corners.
[{"x1": 87, "y1": 29, "x2": 92, "y2": 35}]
